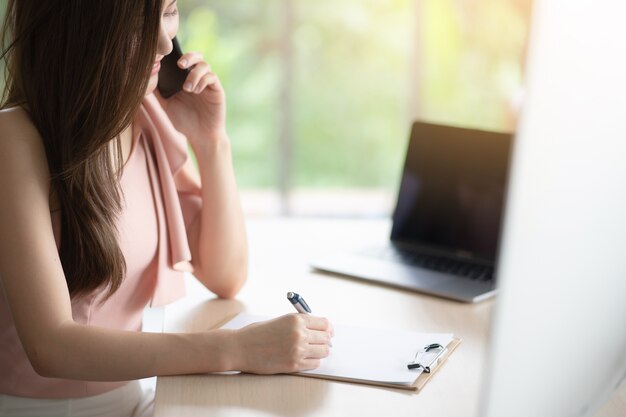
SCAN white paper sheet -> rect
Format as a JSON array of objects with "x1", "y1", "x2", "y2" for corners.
[{"x1": 220, "y1": 313, "x2": 454, "y2": 387}]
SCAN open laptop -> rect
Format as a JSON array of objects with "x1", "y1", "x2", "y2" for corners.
[{"x1": 310, "y1": 121, "x2": 512, "y2": 303}]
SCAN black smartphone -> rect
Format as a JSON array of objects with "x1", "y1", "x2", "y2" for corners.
[{"x1": 157, "y1": 37, "x2": 190, "y2": 98}]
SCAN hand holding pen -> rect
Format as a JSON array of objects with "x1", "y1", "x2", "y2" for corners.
[
  {"x1": 287, "y1": 292, "x2": 333, "y2": 347},
  {"x1": 225, "y1": 293, "x2": 333, "y2": 374}
]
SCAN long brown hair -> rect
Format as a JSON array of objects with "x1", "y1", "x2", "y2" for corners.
[{"x1": 0, "y1": 1, "x2": 162, "y2": 299}]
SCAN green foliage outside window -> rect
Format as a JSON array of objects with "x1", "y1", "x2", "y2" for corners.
[{"x1": 177, "y1": 0, "x2": 531, "y2": 189}]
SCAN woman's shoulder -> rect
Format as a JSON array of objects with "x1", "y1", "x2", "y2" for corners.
[
  {"x1": 0, "y1": 106, "x2": 48, "y2": 177},
  {"x1": 0, "y1": 106, "x2": 42, "y2": 149},
  {"x1": 0, "y1": 106, "x2": 53, "y2": 205}
]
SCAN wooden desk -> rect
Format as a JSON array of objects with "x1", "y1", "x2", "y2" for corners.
[{"x1": 154, "y1": 218, "x2": 625, "y2": 417}]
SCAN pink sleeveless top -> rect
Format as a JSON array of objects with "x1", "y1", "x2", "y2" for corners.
[{"x1": 0, "y1": 93, "x2": 202, "y2": 398}]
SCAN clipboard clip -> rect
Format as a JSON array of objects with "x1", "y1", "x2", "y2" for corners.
[{"x1": 407, "y1": 343, "x2": 447, "y2": 372}]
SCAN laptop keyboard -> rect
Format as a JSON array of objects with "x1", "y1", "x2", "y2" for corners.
[{"x1": 360, "y1": 246, "x2": 494, "y2": 282}]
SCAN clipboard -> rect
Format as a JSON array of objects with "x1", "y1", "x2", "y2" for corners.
[
  {"x1": 219, "y1": 313, "x2": 461, "y2": 391},
  {"x1": 296, "y1": 337, "x2": 461, "y2": 391}
]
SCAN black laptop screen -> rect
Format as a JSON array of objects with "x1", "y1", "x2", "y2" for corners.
[{"x1": 391, "y1": 122, "x2": 512, "y2": 262}]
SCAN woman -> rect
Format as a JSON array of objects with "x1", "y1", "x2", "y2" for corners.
[{"x1": 0, "y1": 1, "x2": 333, "y2": 415}]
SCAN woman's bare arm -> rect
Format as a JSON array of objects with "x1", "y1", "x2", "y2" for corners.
[
  {"x1": 183, "y1": 135, "x2": 248, "y2": 299},
  {"x1": 0, "y1": 108, "x2": 330, "y2": 381},
  {"x1": 154, "y1": 49, "x2": 248, "y2": 300}
]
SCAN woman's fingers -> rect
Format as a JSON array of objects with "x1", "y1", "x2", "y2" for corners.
[
  {"x1": 177, "y1": 51, "x2": 206, "y2": 70},
  {"x1": 182, "y1": 62, "x2": 211, "y2": 92},
  {"x1": 306, "y1": 328, "x2": 333, "y2": 345},
  {"x1": 176, "y1": 52, "x2": 216, "y2": 94},
  {"x1": 302, "y1": 314, "x2": 332, "y2": 332},
  {"x1": 305, "y1": 342, "x2": 331, "y2": 359},
  {"x1": 194, "y1": 72, "x2": 220, "y2": 93}
]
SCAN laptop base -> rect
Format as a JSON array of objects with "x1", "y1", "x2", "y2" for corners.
[{"x1": 310, "y1": 250, "x2": 496, "y2": 303}]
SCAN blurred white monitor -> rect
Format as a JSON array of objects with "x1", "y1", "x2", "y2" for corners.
[{"x1": 481, "y1": 1, "x2": 626, "y2": 417}]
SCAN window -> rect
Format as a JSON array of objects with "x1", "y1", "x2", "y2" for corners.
[
  {"x1": 0, "y1": 0, "x2": 532, "y2": 217},
  {"x1": 177, "y1": 0, "x2": 532, "y2": 217}
]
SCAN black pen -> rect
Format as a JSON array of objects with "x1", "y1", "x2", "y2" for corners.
[{"x1": 287, "y1": 291, "x2": 332, "y2": 346}]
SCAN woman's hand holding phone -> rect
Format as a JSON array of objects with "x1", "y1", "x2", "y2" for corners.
[{"x1": 155, "y1": 41, "x2": 227, "y2": 148}]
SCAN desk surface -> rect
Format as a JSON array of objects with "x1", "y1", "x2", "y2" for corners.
[{"x1": 154, "y1": 218, "x2": 626, "y2": 417}]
